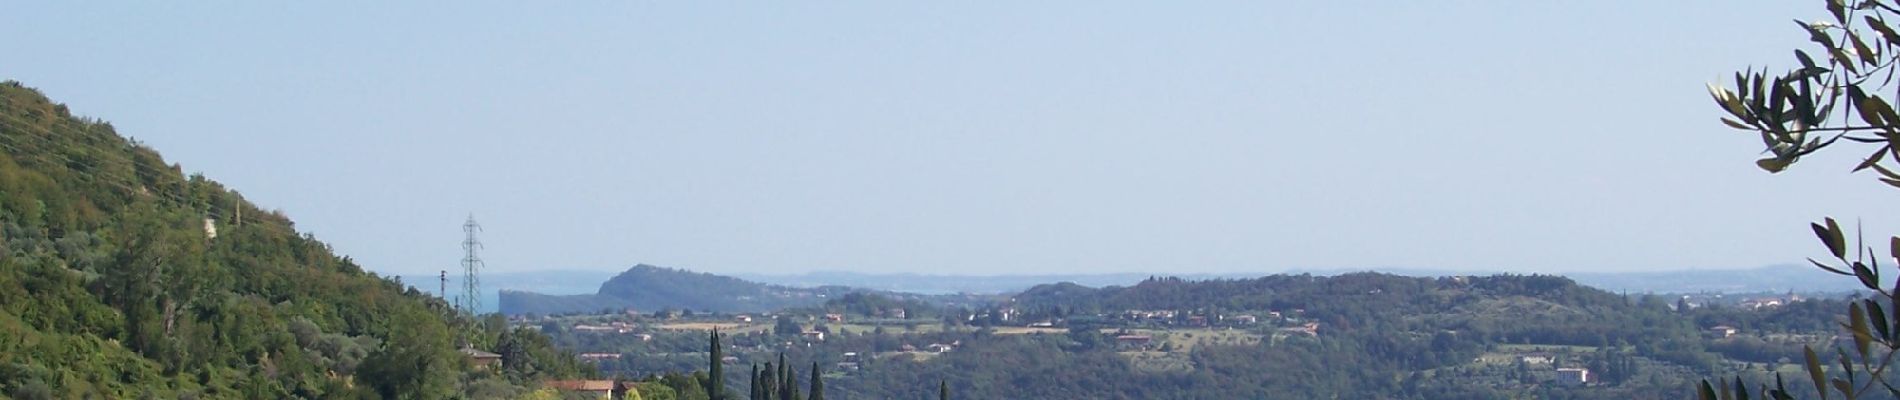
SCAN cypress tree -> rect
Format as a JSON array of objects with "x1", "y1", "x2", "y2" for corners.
[
  {"x1": 762, "y1": 362, "x2": 776, "y2": 400},
  {"x1": 777, "y1": 354, "x2": 791, "y2": 400},
  {"x1": 808, "y1": 362, "x2": 824, "y2": 400},
  {"x1": 784, "y1": 365, "x2": 802, "y2": 400},
  {"x1": 707, "y1": 329, "x2": 725, "y2": 400},
  {"x1": 750, "y1": 364, "x2": 762, "y2": 400},
  {"x1": 939, "y1": 379, "x2": 949, "y2": 400},
  {"x1": 780, "y1": 359, "x2": 798, "y2": 400}
]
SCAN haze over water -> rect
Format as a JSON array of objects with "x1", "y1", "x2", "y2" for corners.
[{"x1": 2, "y1": 2, "x2": 1884, "y2": 276}]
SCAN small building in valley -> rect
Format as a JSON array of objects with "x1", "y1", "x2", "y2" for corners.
[
  {"x1": 1708, "y1": 325, "x2": 1738, "y2": 338},
  {"x1": 1555, "y1": 368, "x2": 1591, "y2": 386},
  {"x1": 1279, "y1": 322, "x2": 1320, "y2": 337},
  {"x1": 461, "y1": 347, "x2": 502, "y2": 370},
  {"x1": 543, "y1": 380, "x2": 615, "y2": 399}
]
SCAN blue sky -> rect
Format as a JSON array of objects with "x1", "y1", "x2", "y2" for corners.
[{"x1": 4, "y1": 2, "x2": 1890, "y2": 276}]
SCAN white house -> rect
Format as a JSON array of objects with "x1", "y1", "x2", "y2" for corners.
[{"x1": 1556, "y1": 368, "x2": 1590, "y2": 386}]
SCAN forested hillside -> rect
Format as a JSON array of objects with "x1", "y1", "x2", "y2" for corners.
[
  {"x1": 0, "y1": 81, "x2": 589, "y2": 399},
  {"x1": 1015, "y1": 273, "x2": 1650, "y2": 345}
]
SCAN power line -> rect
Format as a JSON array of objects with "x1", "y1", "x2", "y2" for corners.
[{"x1": 459, "y1": 214, "x2": 484, "y2": 315}]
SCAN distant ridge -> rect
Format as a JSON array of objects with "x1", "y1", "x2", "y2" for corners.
[
  {"x1": 740, "y1": 264, "x2": 1856, "y2": 295},
  {"x1": 498, "y1": 264, "x2": 1855, "y2": 316},
  {"x1": 500, "y1": 264, "x2": 868, "y2": 315}
]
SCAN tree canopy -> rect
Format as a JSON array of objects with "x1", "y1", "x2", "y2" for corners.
[{"x1": 0, "y1": 81, "x2": 590, "y2": 399}]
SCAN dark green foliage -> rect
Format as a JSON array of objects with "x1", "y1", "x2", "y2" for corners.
[
  {"x1": 776, "y1": 353, "x2": 791, "y2": 400},
  {"x1": 748, "y1": 362, "x2": 763, "y2": 400},
  {"x1": 661, "y1": 372, "x2": 712, "y2": 400},
  {"x1": 706, "y1": 329, "x2": 725, "y2": 400},
  {"x1": 780, "y1": 363, "x2": 799, "y2": 400},
  {"x1": 0, "y1": 81, "x2": 589, "y2": 399},
  {"x1": 817, "y1": 292, "x2": 937, "y2": 319},
  {"x1": 807, "y1": 362, "x2": 823, "y2": 400},
  {"x1": 775, "y1": 316, "x2": 802, "y2": 337},
  {"x1": 750, "y1": 364, "x2": 763, "y2": 400},
  {"x1": 1020, "y1": 273, "x2": 1667, "y2": 350}
]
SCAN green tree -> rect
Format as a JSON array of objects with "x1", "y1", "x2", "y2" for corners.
[
  {"x1": 774, "y1": 316, "x2": 802, "y2": 337},
  {"x1": 706, "y1": 329, "x2": 726, "y2": 400},
  {"x1": 748, "y1": 362, "x2": 763, "y2": 400},
  {"x1": 1702, "y1": 1, "x2": 1900, "y2": 398},
  {"x1": 778, "y1": 353, "x2": 798, "y2": 400},
  {"x1": 750, "y1": 364, "x2": 763, "y2": 400},
  {"x1": 808, "y1": 362, "x2": 823, "y2": 400},
  {"x1": 498, "y1": 328, "x2": 535, "y2": 377},
  {"x1": 357, "y1": 309, "x2": 456, "y2": 400}
]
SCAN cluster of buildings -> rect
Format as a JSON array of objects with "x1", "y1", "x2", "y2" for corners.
[
  {"x1": 573, "y1": 321, "x2": 639, "y2": 334},
  {"x1": 1674, "y1": 292, "x2": 1809, "y2": 312},
  {"x1": 1115, "y1": 308, "x2": 1296, "y2": 329},
  {"x1": 1277, "y1": 322, "x2": 1321, "y2": 337},
  {"x1": 887, "y1": 341, "x2": 958, "y2": 355},
  {"x1": 1738, "y1": 293, "x2": 1805, "y2": 310},
  {"x1": 578, "y1": 353, "x2": 623, "y2": 361}
]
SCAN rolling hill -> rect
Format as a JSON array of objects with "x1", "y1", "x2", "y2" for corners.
[
  {"x1": 499, "y1": 264, "x2": 987, "y2": 315},
  {"x1": 0, "y1": 81, "x2": 586, "y2": 399}
]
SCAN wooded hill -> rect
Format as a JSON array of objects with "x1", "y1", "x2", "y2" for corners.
[
  {"x1": 0, "y1": 81, "x2": 589, "y2": 399},
  {"x1": 501, "y1": 264, "x2": 983, "y2": 316},
  {"x1": 560, "y1": 272, "x2": 1846, "y2": 399}
]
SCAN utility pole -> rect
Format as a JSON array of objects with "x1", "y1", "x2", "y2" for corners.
[
  {"x1": 440, "y1": 270, "x2": 448, "y2": 304},
  {"x1": 459, "y1": 214, "x2": 484, "y2": 315}
]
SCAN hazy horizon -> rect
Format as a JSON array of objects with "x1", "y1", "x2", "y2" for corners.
[
  {"x1": 419, "y1": 261, "x2": 1809, "y2": 279},
  {"x1": 6, "y1": 2, "x2": 1894, "y2": 276}
]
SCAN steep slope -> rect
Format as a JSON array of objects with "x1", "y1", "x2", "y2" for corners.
[{"x1": 0, "y1": 81, "x2": 585, "y2": 399}]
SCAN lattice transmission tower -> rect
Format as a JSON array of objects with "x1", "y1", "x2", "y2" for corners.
[{"x1": 458, "y1": 214, "x2": 484, "y2": 314}]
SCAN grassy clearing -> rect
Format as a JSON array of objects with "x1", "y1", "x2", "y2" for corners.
[
  {"x1": 1164, "y1": 329, "x2": 1262, "y2": 350},
  {"x1": 1109, "y1": 328, "x2": 1264, "y2": 373},
  {"x1": 1103, "y1": 328, "x2": 1263, "y2": 351}
]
